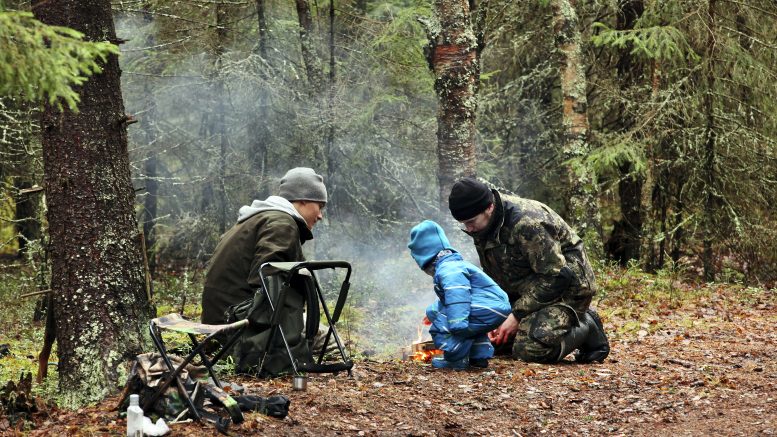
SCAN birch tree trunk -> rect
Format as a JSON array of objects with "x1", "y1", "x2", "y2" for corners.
[
  {"x1": 550, "y1": 0, "x2": 602, "y2": 255},
  {"x1": 32, "y1": 0, "x2": 154, "y2": 408},
  {"x1": 423, "y1": 0, "x2": 479, "y2": 210}
]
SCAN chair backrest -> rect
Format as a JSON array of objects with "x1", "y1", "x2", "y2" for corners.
[{"x1": 224, "y1": 268, "x2": 317, "y2": 376}]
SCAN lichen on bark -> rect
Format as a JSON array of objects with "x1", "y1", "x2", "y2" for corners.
[
  {"x1": 423, "y1": 0, "x2": 481, "y2": 208},
  {"x1": 551, "y1": 0, "x2": 603, "y2": 256}
]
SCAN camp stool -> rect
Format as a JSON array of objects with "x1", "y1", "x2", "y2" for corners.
[
  {"x1": 147, "y1": 313, "x2": 248, "y2": 423},
  {"x1": 258, "y1": 260, "x2": 354, "y2": 376}
]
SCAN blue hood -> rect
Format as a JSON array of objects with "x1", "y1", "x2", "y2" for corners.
[{"x1": 408, "y1": 220, "x2": 452, "y2": 269}]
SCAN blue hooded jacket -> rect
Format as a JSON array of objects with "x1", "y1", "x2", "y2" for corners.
[
  {"x1": 408, "y1": 220, "x2": 451, "y2": 269},
  {"x1": 409, "y1": 220, "x2": 510, "y2": 334}
]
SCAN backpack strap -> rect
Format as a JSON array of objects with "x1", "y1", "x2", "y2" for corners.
[{"x1": 202, "y1": 383, "x2": 244, "y2": 425}]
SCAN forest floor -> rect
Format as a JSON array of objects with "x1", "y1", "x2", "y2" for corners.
[{"x1": 1, "y1": 270, "x2": 775, "y2": 436}]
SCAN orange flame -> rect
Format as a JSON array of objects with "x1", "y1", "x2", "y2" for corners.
[
  {"x1": 410, "y1": 349, "x2": 443, "y2": 362},
  {"x1": 407, "y1": 320, "x2": 440, "y2": 362}
]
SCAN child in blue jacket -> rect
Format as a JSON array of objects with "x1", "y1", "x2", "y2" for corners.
[{"x1": 408, "y1": 220, "x2": 511, "y2": 369}]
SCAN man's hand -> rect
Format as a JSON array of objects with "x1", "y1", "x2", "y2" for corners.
[{"x1": 488, "y1": 313, "x2": 519, "y2": 345}]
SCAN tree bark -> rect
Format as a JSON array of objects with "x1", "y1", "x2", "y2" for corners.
[
  {"x1": 14, "y1": 180, "x2": 42, "y2": 257},
  {"x1": 0, "y1": 97, "x2": 42, "y2": 257},
  {"x1": 550, "y1": 0, "x2": 602, "y2": 255},
  {"x1": 248, "y1": 0, "x2": 271, "y2": 200},
  {"x1": 141, "y1": 7, "x2": 158, "y2": 277},
  {"x1": 701, "y1": 0, "x2": 717, "y2": 281},
  {"x1": 295, "y1": 0, "x2": 324, "y2": 92},
  {"x1": 215, "y1": 2, "x2": 229, "y2": 234},
  {"x1": 423, "y1": 0, "x2": 479, "y2": 210},
  {"x1": 612, "y1": 0, "x2": 644, "y2": 265},
  {"x1": 638, "y1": 60, "x2": 663, "y2": 272},
  {"x1": 614, "y1": 162, "x2": 642, "y2": 263},
  {"x1": 32, "y1": 0, "x2": 154, "y2": 408},
  {"x1": 604, "y1": 6, "x2": 644, "y2": 265},
  {"x1": 255, "y1": 0, "x2": 268, "y2": 59},
  {"x1": 325, "y1": 0, "x2": 339, "y2": 220}
]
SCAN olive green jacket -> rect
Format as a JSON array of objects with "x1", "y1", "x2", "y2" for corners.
[
  {"x1": 201, "y1": 196, "x2": 312, "y2": 324},
  {"x1": 469, "y1": 191, "x2": 596, "y2": 319}
]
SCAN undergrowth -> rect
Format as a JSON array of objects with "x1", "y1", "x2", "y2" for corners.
[{"x1": 0, "y1": 259, "x2": 773, "y2": 407}]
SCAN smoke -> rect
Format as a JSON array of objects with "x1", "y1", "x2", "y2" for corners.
[{"x1": 114, "y1": 4, "x2": 451, "y2": 355}]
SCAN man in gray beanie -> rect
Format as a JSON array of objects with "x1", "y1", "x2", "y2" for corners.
[
  {"x1": 201, "y1": 167, "x2": 327, "y2": 374},
  {"x1": 448, "y1": 177, "x2": 609, "y2": 365}
]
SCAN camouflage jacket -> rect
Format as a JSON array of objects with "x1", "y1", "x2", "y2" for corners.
[{"x1": 469, "y1": 191, "x2": 596, "y2": 319}]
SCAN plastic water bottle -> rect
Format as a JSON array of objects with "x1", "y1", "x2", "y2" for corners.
[{"x1": 126, "y1": 394, "x2": 144, "y2": 437}]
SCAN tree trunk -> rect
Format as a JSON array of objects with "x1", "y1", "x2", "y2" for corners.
[
  {"x1": 141, "y1": 96, "x2": 158, "y2": 277},
  {"x1": 248, "y1": 0, "x2": 271, "y2": 200},
  {"x1": 0, "y1": 97, "x2": 42, "y2": 257},
  {"x1": 638, "y1": 60, "x2": 662, "y2": 272},
  {"x1": 325, "y1": 0, "x2": 339, "y2": 220},
  {"x1": 215, "y1": 2, "x2": 229, "y2": 234},
  {"x1": 701, "y1": 0, "x2": 717, "y2": 282},
  {"x1": 611, "y1": 0, "x2": 644, "y2": 265},
  {"x1": 255, "y1": 0, "x2": 268, "y2": 59},
  {"x1": 295, "y1": 0, "x2": 324, "y2": 92},
  {"x1": 423, "y1": 0, "x2": 479, "y2": 210},
  {"x1": 550, "y1": 0, "x2": 602, "y2": 255},
  {"x1": 616, "y1": 161, "x2": 642, "y2": 262},
  {"x1": 32, "y1": 0, "x2": 154, "y2": 408},
  {"x1": 141, "y1": 7, "x2": 158, "y2": 277},
  {"x1": 14, "y1": 180, "x2": 42, "y2": 257}
]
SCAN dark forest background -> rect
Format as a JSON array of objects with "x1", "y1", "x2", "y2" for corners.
[{"x1": 1, "y1": 0, "x2": 775, "y2": 406}]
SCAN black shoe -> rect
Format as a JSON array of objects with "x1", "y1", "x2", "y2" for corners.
[
  {"x1": 469, "y1": 358, "x2": 488, "y2": 368},
  {"x1": 574, "y1": 309, "x2": 610, "y2": 363}
]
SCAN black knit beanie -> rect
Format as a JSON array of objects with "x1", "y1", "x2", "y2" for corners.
[{"x1": 448, "y1": 177, "x2": 494, "y2": 221}]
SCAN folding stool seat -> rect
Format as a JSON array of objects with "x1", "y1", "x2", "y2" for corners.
[{"x1": 146, "y1": 314, "x2": 248, "y2": 423}]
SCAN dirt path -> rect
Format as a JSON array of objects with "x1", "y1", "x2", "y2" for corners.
[{"x1": 10, "y1": 291, "x2": 776, "y2": 436}]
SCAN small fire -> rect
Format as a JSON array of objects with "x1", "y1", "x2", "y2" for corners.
[
  {"x1": 410, "y1": 348, "x2": 442, "y2": 363},
  {"x1": 404, "y1": 321, "x2": 442, "y2": 362}
]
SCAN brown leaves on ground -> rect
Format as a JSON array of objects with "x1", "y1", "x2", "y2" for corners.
[{"x1": 19, "y1": 286, "x2": 777, "y2": 436}]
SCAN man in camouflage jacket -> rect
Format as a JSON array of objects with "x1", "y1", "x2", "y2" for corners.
[{"x1": 448, "y1": 178, "x2": 609, "y2": 363}]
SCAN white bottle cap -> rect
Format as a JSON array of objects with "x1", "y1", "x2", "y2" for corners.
[{"x1": 129, "y1": 394, "x2": 139, "y2": 407}]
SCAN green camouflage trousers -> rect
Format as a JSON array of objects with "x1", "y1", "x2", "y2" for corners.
[{"x1": 512, "y1": 304, "x2": 578, "y2": 363}]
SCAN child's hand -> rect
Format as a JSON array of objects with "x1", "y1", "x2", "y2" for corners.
[{"x1": 422, "y1": 316, "x2": 431, "y2": 326}]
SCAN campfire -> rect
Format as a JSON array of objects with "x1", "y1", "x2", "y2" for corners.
[
  {"x1": 403, "y1": 323, "x2": 442, "y2": 362},
  {"x1": 408, "y1": 340, "x2": 442, "y2": 362}
]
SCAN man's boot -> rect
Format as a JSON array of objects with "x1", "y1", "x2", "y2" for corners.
[
  {"x1": 574, "y1": 309, "x2": 610, "y2": 363},
  {"x1": 550, "y1": 309, "x2": 610, "y2": 363},
  {"x1": 552, "y1": 315, "x2": 590, "y2": 362}
]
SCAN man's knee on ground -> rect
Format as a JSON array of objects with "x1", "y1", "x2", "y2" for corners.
[
  {"x1": 511, "y1": 306, "x2": 574, "y2": 363},
  {"x1": 512, "y1": 334, "x2": 561, "y2": 363}
]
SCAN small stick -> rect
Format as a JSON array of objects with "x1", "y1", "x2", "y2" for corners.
[
  {"x1": 20, "y1": 289, "x2": 51, "y2": 299},
  {"x1": 138, "y1": 230, "x2": 152, "y2": 301},
  {"x1": 37, "y1": 291, "x2": 56, "y2": 383},
  {"x1": 19, "y1": 186, "x2": 45, "y2": 195}
]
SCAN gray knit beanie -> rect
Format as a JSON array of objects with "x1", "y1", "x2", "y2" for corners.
[{"x1": 278, "y1": 167, "x2": 328, "y2": 203}]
